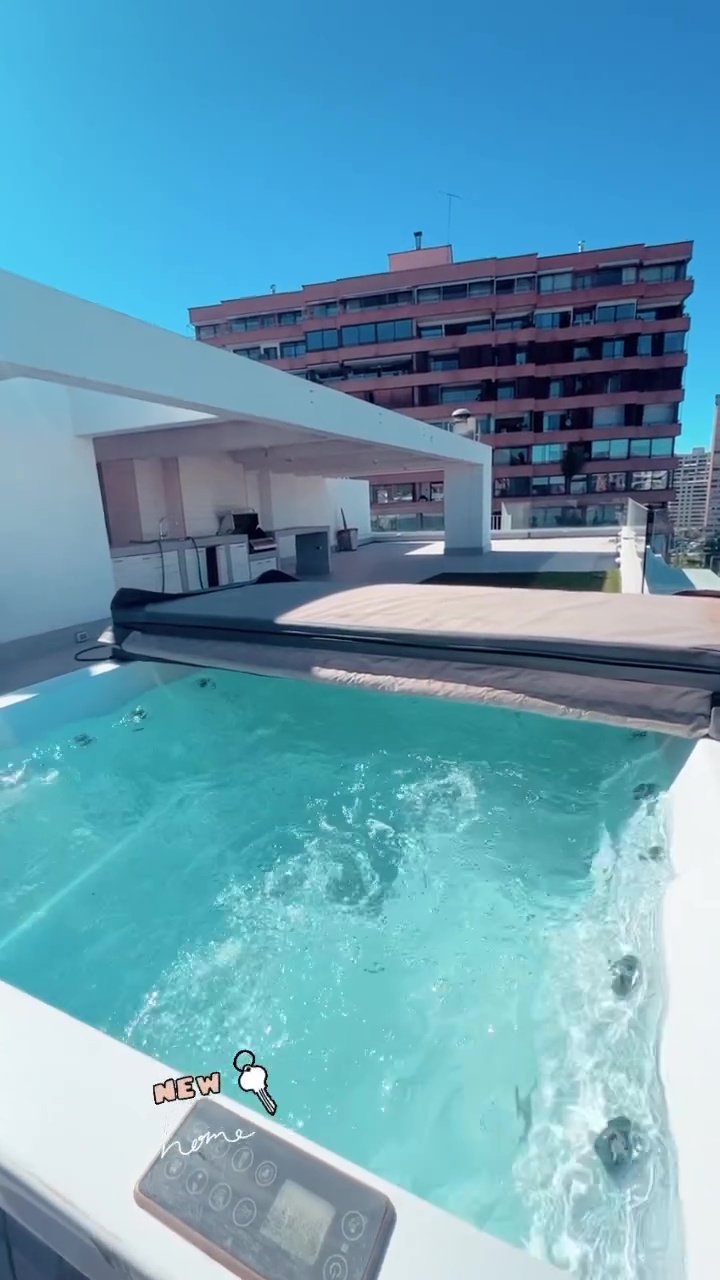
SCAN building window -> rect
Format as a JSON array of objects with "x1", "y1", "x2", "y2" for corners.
[
  {"x1": 312, "y1": 302, "x2": 339, "y2": 317},
  {"x1": 496, "y1": 277, "x2": 517, "y2": 295},
  {"x1": 440, "y1": 384, "x2": 484, "y2": 404},
  {"x1": 629, "y1": 438, "x2": 652, "y2": 457},
  {"x1": 370, "y1": 483, "x2": 415, "y2": 504},
  {"x1": 280, "y1": 341, "x2": 306, "y2": 357},
  {"x1": 469, "y1": 279, "x2": 493, "y2": 296},
  {"x1": 442, "y1": 283, "x2": 468, "y2": 300},
  {"x1": 536, "y1": 311, "x2": 571, "y2": 329},
  {"x1": 515, "y1": 349, "x2": 528, "y2": 364},
  {"x1": 651, "y1": 437, "x2": 674, "y2": 456},
  {"x1": 595, "y1": 302, "x2": 636, "y2": 323},
  {"x1": 663, "y1": 331, "x2": 686, "y2": 353},
  {"x1": 637, "y1": 334, "x2": 653, "y2": 356},
  {"x1": 538, "y1": 272, "x2": 572, "y2": 293},
  {"x1": 532, "y1": 443, "x2": 564, "y2": 463},
  {"x1": 602, "y1": 339, "x2": 625, "y2": 358},
  {"x1": 429, "y1": 355, "x2": 459, "y2": 371},
  {"x1": 574, "y1": 345, "x2": 592, "y2": 360},
  {"x1": 639, "y1": 262, "x2": 686, "y2": 283},
  {"x1": 306, "y1": 328, "x2": 339, "y2": 351},
  {"x1": 234, "y1": 346, "x2": 261, "y2": 359},
  {"x1": 231, "y1": 315, "x2": 265, "y2": 332},
  {"x1": 631, "y1": 470, "x2": 670, "y2": 490},
  {"x1": 573, "y1": 308, "x2": 595, "y2": 326},
  {"x1": 417, "y1": 287, "x2": 442, "y2": 303},
  {"x1": 419, "y1": 325, "x2": 443, "y2": 338},
  {"x1": 345, "y1": 291, "x2": 413, "y2": 311},
  {"x1": 494, "y1": 477, "x2": 531, "y2": 498},
  {"x1": 496, "y1": 315, "x2": 531, "y2": 331},
  {"x1": 262, "y1": 346, "x2": 278, "y2": 360},
  {"x1": 531, "y1": 474, "x2": 566, "y2": 495},
  {"x1": 497, "y1": 382, "x2": 516, "y2": 399},
  {"x1": 340, "y1": 319, "x2": 412, "y2": 346},
  {"x1": 548, "y1": 379, "x2": 564, "y2": 397},
  {"x1": 542, "y1": 412, "x2": 566, "y2": 432},
  {"x1": 593, "y1": 405, "x2": 625, "y2": 427},
  {"x1": 591, "y1": 438, "x2": 629, "y2": 460},
  {"x1": 467, "y1": 318, "x2": 493, "y2": 332},
  {"x1": 642, "y1": 402, "x2": 677, "y2": 425},
  {"x1": 197, "y1": 324, "x2": 218, "y2": 338},
  {"x1": 589, "y1": 472, "x2": 628, "y2": 493}
]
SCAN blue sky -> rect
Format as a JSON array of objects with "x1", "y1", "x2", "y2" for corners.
[{"x1": 2, "y1": 0, "x2": 718, "y2": 446}]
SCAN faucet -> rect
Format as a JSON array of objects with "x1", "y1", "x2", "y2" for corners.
[{"x1": 158, "y1": 517, "x2": 169, "y2": 540}]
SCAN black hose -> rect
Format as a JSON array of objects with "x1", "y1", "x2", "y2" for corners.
[
  {"x1": 188, "y1": 536, "x2": 204, "y2": 588},
  {"x1": 75, "y1": 644, "x2": 114, "y2": 663}
]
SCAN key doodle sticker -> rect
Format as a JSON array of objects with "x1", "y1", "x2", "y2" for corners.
[{"x1": 233, "y1": 1049, "x2": 278, "y2": 1116}]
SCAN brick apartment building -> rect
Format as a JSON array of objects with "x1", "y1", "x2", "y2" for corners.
[{"x1": 189, "y1": 238, "x2": 692, "y2": 531}]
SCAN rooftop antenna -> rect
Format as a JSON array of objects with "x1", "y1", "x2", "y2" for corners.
[
  {"x1": 270, "y1": 284, "x2": 277, "y2": 294},
  {"x1": 578, "y1": 240, "x2": 586, "y2": 253},
  {"x1": 414, "y1": 230, "x2": 423, "y2": 250},
  {"x1": 441, "y1": 191, "x2": 461, "y2": 244}
]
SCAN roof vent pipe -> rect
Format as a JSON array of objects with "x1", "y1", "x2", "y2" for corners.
[{"x1": 414, "y1": 230, "x2": 423, "y2": 250}]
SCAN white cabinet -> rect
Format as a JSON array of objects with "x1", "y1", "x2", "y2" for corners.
[
  {"x1": 112, "y1": 551, "x2": 182, "y2": 594},
  {"x1": 228, "y1": 542, "x2": 250, "y2": 584},
  {"x1": 249, "y1": 555, "x2": 278, "y2": 581}
]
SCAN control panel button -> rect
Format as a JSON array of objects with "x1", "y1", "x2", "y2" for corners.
[
  {"x1": 186, "y1": 1169, "x2": 209, "y2": 1196},
  {"x1": 255, "y1": 1160, "x2": 277, "y2": 1187},
  {"x1": 231, "y1": 1146, "x2": 254, "y2": 1174},
  {"x1": 208, "y1": 1182, "x2": 232, "y2": 1212},
  {"x1": 341, "y1": 1211, "x2": 366, "y2": 1241},
  {"x1": 232, "y1": 1198, "x2": 257, "y2": 1228},
  {"x1": 206, "y1": 1136, "x2": 229, "y2": 1159},
  {"x1": 323, "y1": 1256, "x2": 348, "y2": 1280},
  {"x1": 163, "y1": 1156, "x2": 185, "y2": 1180}
]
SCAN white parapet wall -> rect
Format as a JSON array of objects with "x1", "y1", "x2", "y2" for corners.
[{"x1": 663, "y1": 737, "x2": 720, "y2": 1280}]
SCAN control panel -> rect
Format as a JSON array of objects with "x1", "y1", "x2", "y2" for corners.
[{"x1": 134, "y1": 1099, "x2": 395, "y2": 1280}]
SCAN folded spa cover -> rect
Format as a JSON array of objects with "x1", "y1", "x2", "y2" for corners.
[{"x1": 110, "y1": 581, "x2": 720, "y2": 740}]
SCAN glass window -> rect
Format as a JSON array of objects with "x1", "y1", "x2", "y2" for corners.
[
  {"x1": 467, "y1": 319, "x2": 493, "y2": 332},
  {"x1": 279, "y1": 341, "x2": 306, "y2": 358},
  {"x1": 494, "y1": 449, "x2": 512, "y2": 465},
  {"x1": 604, "y1": 373, "x2": 623, "y2": 393},
  {"x1": 591, "y1": 438, "x2": 629, "y2": 460},
  {"x1": 663, "y1": 331, "x2": 686, "y2": 353},
  {"x1": 637, "y1": 334, "x2": 653, "y2": 356},
  {"x1": 573, "y1": 308, "x2": 595, "y2": 326},
  {"x1": 442, "y1": 283, "x2": 468, "y2": 300},
  {"x1": 639, "y1": 262, "x2": 686, "y2": 283},
  {"x1": 440, "y1": 385, "x2": 484, "y2": 403},
  {"x1": 536, "y1": 311, "x2": 564, "y2": 329},
  {"x1": 631, "y1": 470, "x2": 668, "y2": 490},
  {"x1": 622, "y1": 266, "x2": 638, "y2": 283},
  {"x1": 197, "y1": 324, "x2": 217, "y2": 338},
  {"x1": 516, "y1": 276, "x2": 536, "y2": 292},
  {"x1": 549, "y1": 380, "x2": 564, "y2": 397},
  {"x1": 307, "y1": 328, "x2": 339, "y2": 351},
  {"x1": 574, "y1": 345, "x2": 592, "y2": 360},
  {"x1": 417, "y1": 287, "x2": 442, "y2": 303},
  {"x1": 596, "y1": 302, "x2": 636, "y2": 323},
  {"x1": 589, "y1": 472, "x2": 627, "y2": 493},
  {"x1": 468, "y1": 279, "x2": 493, "y2": 296},
  {"x1": 538, "y1": 272, "x2": 572, "y2": 293},
  {"x1": 496, "y1": 316, "x2": 529, "y2": 331},
  {"x1": 542, "y1": 413, "x2": 564, "y2": 432},
  {"x1": 234, "y1": 346, "x2": 261, "y2": 359},
  {"x1": 651, "y1": 437, "x2": 674, "y2": 457},
  {"x1": 312, "y1": 302, "x2": 338, "y2": 317},
  {"x1": 429, "y1": 355, "x2": 459, "y2": 371},
  {"x1": 419, "y1": 325, "x2": 443, "y2": 338},
  {"x1": 532, "y1": 475, "x2": 565, "y2": 495},
  {"x1": 497, "y1": 382, "x2": 516, "y2": 399},
  {"x1": 532, "y1": 443, "x2": 564, "y2": 463},
  {"x1": 602, "y1": 339, "x2": 625, "y2": 358},
  {"x1": 394, "y1": 318, "x2": 413, "y2": 340},
  {"x1": 515, "y1": 349, "x2": 528, "y2": 364},
  {"x1": 629, "y1": 438, "x2": 652, "y2": 457},
  {"x1": 642, "y1": 402, "x2": 677, "y2": 425},
  {"x1": 496, "y1": 277, "x2": 516, "y2": 294},
  {"x1": 262, "y1": 346, "x2": 278, "y2": 360},
  {"x1": 593, "y1": 405, "x2": 624, "y2": 427}
]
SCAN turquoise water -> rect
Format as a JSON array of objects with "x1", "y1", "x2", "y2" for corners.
[{"x1": 0, "y1": 669, "x2": 681, "y2": 1277}]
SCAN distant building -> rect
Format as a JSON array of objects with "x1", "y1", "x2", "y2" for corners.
[
  {"x1": 705, "y1": 395, "x2": 720, "y2": 534},
  {"x1": 190, "y1": 238, "x2": 693, "y2": 531},
  {"x1": 669, "y1": 446, "x2": 711, "y2": 533}
]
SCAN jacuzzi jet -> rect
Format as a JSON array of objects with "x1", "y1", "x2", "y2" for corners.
[
  {"x1": 196, "y1": 677, "x2": 216, "y2": 689},
  {"x1": 639, "y1": 844, "x2": 663, "y2": 862},
  {"x1": 73, "y1": 733, "x2": 95, "y2": 747},
  {"x1": 633, "y1": 782, "x2": 659, "y2": 802},
  {"x1": 593, "y1": 1116, "x2": 645, "y2": 1178},
  {"x1": 609, "y1": 954, "x2": 641, "y2": 997}
]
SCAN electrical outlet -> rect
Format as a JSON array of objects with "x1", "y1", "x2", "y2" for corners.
[{"x1": 75, "y1": 630, "x2": 89, "y2": 644}]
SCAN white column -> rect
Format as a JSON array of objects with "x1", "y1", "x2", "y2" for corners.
[{"x1": 443, "y1": 461, "x2": 491, "y2": 554}]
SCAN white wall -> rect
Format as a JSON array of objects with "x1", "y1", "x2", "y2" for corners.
[
  {"x1": 0, "y1": 380, "x2": 115, "y2": 644},
  {"x1": 134, "y1": 458, "x2": 166, "y2": 540},
  {"x1": 326, "y1": 478, "x2": 371, "y2": 541},
  {"x1": 177, "y1": 454, "x2": 248, "y2": 536}
]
